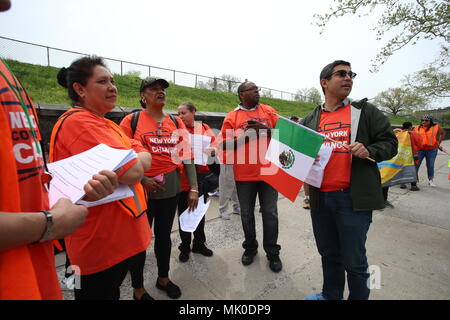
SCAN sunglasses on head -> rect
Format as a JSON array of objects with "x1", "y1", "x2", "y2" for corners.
[{"x1": 330, "y1": 70, "x2": 357, "y2": 79}]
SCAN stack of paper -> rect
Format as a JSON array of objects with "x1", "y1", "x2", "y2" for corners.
[
  {"x1": 48, "y1": 144, "x2": 137, "y2": 207},
  {"x1": 189, "y1": 134, "x2": 212, "y2": 166}
]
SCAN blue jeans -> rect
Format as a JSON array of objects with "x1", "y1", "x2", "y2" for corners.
[
  {"x1": 311, "y1": 189, "x2": 372, "y2": 300},
  {"x1": 418, "y1": 148, "x2": 438, "y2": 180},
  {"x1": 235, "y1": 181, "x2": 280, "y2": 259}
]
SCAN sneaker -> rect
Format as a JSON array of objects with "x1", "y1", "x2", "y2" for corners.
[
  {"x1": 208, "y1": 190, "x2": 219, "y2": 197},
  {"x1": 241, "y1": 250, "x2": 257, "y2": 266},
  {"x1": 428, "y1": 180, "x2": 437, "y2": 187},
  {"x1": 304, "y1": 292, "x2": 328, "y2": 300},
  {"x1": 410, "y1": 185, "x2": 420, "y2": 191},
  {"x1": 302, "y1": 198, "x2": 310, "y2": 209},
  {"x1": 179, "y1": 250, "x2": 190, "y2": 262},
  {"x1": 192, "y1": 244, "x2": 213, "y2": 257},
  {"x1": 384, "y1": 200, "x2": 394, "y2": 208},
  {"x1": 232, "y1": 211, "x2": 240, "y2": 215},
  {"x1": 60, "y1": 274, "x2": 75, "y2": 291},
  {"x1": 221, "y1": 213, "x2": 231, "y2": 220},
  {"x1": 400, "y1": 184, "x2": 407, "y2": 189}
]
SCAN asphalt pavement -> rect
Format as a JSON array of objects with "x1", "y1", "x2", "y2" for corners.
[{"x1": 56, "y1": 140, "x2": 450, "y2": 300}]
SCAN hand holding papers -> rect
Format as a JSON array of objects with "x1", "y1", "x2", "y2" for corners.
[
  {"x1": 179, "y1": 195, "x2": 210, "y2": 232},
  {"x1": 48, "y1": 144, "x2": 137, "y2": 207}
]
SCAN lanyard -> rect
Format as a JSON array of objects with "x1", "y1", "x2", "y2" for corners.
[{"x1": 0, "y1": 59, "x2": 42, "y2": 154}]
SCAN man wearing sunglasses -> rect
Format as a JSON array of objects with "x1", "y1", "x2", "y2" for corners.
[{"x1": 301, "y1": 60, "x2": 397, "y2": 300}]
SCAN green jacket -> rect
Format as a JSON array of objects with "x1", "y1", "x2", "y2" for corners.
[{"x1": 302, "y1": 99, "x2": 398, "y2": 211}]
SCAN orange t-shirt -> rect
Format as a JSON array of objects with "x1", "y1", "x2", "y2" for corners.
[
  {"x1": 219, "y1": 104, "x2": 278, "y2": 181},
  {"x1": 415, "y1": 124, "x2": 441, "y2": 150},
  {"x1": 51, "y1": 110, "x2": 151, "y2": 275},
  {"x1": 120, "y1": 111, "x2": 191, "y2": 177},
  {"x1": 180, "y1": 122, "x2": 216, "y2": 191},
  {"x1": 0, "y1": 61, "x2": 61, "y2": 299},
  {"x1": 318, "y1": 104, "x2": 352, "y2": 192}
]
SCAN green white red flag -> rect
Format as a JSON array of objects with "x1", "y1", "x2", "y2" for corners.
[{"x1": 260, "y1": 117, "x2": 324, "y2": 202}]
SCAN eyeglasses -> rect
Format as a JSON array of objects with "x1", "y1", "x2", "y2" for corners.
[
  {"x1": 240, "y1": 86, "x2": 261, "y2": 93},
  {"x1": 421, "y1": 119, "x2": 430, "y2": 122},
  {"x1": 330, "y1": 70, "x2": 357, "y2": 79}
]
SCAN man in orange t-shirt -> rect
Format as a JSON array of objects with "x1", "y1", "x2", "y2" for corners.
[
  {"x1": 302, "y1": 60, "x2": 397, "y2": 300},
  {"x1": 219, "y1": 81, "x2": 282, "y2": 273}
]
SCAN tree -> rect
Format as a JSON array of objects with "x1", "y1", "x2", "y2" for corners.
[
  {"x1": 295, "y1": 87, "x2": 323, "y2": 104},
  {"x1": 403, "y1": 65, "x2": 450, "y2": 99},
  {"x1": 306, "y1": 87, "x2": 323, "y2": 105},
  {"x1": 374, "y1": 87, "x2": 428, "y2": 115},
  {"x1": 314, "y1": 0, "x2": 450, "y2": 71}
]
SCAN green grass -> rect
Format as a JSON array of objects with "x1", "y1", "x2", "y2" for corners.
[
  {"x1": 5, "y1": 59, "x2": 314, "y2": 118},
  {"x1": 7, "y1": 59, "x2": 444, "y2": 127}
]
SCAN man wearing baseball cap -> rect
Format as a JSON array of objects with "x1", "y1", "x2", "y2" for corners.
[{"x1": 301, "y1": 60, "x2": 397, "y2": 300}]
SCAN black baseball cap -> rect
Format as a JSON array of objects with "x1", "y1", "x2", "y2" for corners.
[{"x1": 139, "y1": 77, "x2": 169, "y2": 92}]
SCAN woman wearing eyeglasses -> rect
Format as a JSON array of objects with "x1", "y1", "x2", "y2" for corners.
[
  {"x1": 51, "y1": 56, "x2": 152, "y2": 300},
  {"x1": 414, "y1": 115, "x2": 445, "y2": 187},
  {"x1": 120, "y1": 77, "x2": 198, "y2": 300}
]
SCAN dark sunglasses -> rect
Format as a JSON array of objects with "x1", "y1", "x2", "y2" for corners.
[
  {"x1": 421, "y1": 119, "x2": 430, "y2": 122},
  {"x1": 331, "y1": 70, "x2": 357, "y2": 79}
]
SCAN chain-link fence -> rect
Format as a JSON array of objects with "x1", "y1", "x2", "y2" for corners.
[{"x1": 0, "y1": 36, "x2": 296, "y2": 101}]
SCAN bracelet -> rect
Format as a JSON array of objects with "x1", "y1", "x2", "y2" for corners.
[
  {"x1": 32, "y1": 210, "x2": 53, "y2": 244},
  {"x1": 190, "y1": 189, "x2": 199, "y2": 193}
]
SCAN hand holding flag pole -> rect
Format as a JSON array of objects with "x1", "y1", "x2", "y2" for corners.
[{"x1": 273, "y1": 113, "x2": 376, "y2": 163}]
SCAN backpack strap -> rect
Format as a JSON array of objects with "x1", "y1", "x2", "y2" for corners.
[
  {"x1": 130, "y1": 109, "x2": 141, "y2": 138},
  {"x1": 49, "y1": 108, "x2": 84, "y2": 162},
  {"x1": 169, "y1": 113, "x2": 179, "y2": 128}
]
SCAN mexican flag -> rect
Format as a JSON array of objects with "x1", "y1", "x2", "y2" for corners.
[{"x1": 260, "y1": 117, "x2": 324, "y2": 202}]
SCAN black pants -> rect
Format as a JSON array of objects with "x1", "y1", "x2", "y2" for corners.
[
  {"x1": 177, "y1": 190, "x2": 206, "y2": 252},
  {"x1": 128, "y1": 251, "x2": 146, "y2": 289},
  {"x1": 74, "y1": 257, "x2": 131, "y2": 300},
  {"x1": 382, "y1": 187, "x2": 389, "y2": 201},
  {"x1": 148, "y1": 195, "x2": 179, "y2": 278}
]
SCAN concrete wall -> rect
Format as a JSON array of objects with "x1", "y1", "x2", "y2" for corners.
[
  {"x1": 36, "y1": 103, "x2": 449, "y2": 146},
  {"x1": 36, "y1": 103, "x2": 227, "y2": 145}
]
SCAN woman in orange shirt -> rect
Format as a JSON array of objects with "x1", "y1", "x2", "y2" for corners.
[
  {"x1": 176, "y1": 102, "x2": 216, "y2": 263},
  {"x1": 51, "y1": 56, "x2": 152, "y2": 300},
  {"x1": 415, "y1": 115, "x2": 445, "y2": 187},
  {"x1": 120, "y1": 77, "x2": 198, "y2": 300}
]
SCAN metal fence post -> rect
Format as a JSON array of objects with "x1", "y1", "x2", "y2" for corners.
[
  {"x1": 195, "y1": 74, "x2": 198, "y2": 89},
  {"x1": 173, "y1": 70, "x2": 176, "y2": 84},
  {"x1": 120, "y1": 61, "x2": 123, "y2": 76},
  {"x1": 47, "y1": 47, "x2": 50, "y2": 66},
  {"x1": 149, "y1": 66, "x2": 151, "y2": 77}
]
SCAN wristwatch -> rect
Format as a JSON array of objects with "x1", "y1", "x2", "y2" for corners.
[{"x1": 38, "y1": 210, "x2": 53, "y2": 243}]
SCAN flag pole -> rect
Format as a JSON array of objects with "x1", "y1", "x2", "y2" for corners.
[
  {"x1": 273, "y1": 113, "x2": 376, "y2": 163},
  {"x1": 324, "y1": 136, "x2": 376, "y2": 163}
]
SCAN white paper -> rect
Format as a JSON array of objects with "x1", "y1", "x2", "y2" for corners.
[
  {"x1": 304, "y1": 144, "x2": 333, "y2": 188},
  {"x1": 179, "y1": 195, "x2": 211, "y2": 232},
  {"x1": 47, "y1": 144, "x2": 137, "y2": 207},
  {"x1": 76, "y1": 183, "x2": 134, "y2": 207},
  {"x1": 189, "y1": 134, "x2": 212, "y2": 166}
]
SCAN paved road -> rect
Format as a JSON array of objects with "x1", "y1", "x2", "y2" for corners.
[{"x1": 57, "y1": 140, "x2": 450, "y2": 300}]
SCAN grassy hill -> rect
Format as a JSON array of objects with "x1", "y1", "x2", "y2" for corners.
[
  {"x1": 5, "y1": 59, "x2": 315, "y2": 118},
  {"x1": 7, "y1": 59, "x2": 444, "y2": 127}
]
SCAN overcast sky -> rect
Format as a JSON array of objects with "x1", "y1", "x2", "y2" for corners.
[{"x1": 1, "y1": 0, "x2": 448, "y2": 108}]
